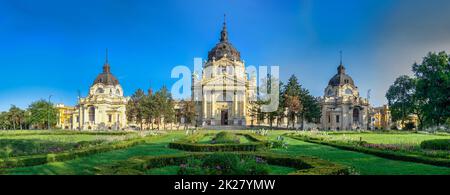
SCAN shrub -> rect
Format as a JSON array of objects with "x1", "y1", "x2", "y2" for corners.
[
  {"x1": 212, "y1": 132, "x2": 240, "y2": 144},
  {"x1": 178, "y1": 153, "x2": 269, "y2": 175},
  {"x1": 178, "y1": 158, "x2": 205, "y2": 175},
  {"x1": 0, "y1": 145, "x2": 13, "y2": 159},
  {"x1": 421, "y1": 139, "x2": 450, "y2": 150},
  {"x1": 93, "y1": 152, "x2": 348, "y2": 175}
]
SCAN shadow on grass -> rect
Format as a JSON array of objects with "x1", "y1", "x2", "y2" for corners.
[{"x1": 271, "y1": 137, "x2": 450, "y2": 175}]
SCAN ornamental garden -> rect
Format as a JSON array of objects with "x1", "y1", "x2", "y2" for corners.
[{"x1": 0, "y1": 129, "x2": 449, "y2": 175}]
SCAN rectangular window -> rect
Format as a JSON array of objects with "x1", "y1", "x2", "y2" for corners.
[
  {"x1": 76, "y1": 116, "x2": 80, "y2": 123},
  {"x1": 336, "y1": 115, "x2": 340, "y2": 123},
  {"x1": 108, "y1": 114, "x2": 112, "y2": 122}
]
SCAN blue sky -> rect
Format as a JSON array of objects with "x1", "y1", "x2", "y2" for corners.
[{"x1": 1, "y1": 0, "x2": 450, "y2": 111}]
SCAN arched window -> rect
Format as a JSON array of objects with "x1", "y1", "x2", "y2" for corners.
[
  {"x1": 116, "y1": 89, "x2": 120, "y2": 95},
  {"x1": 89, "y1": 106, "x2": 95, "y2": 122},
  {"x1": 345, "y1": 89, "x2": 353, "y2": 95},
  {"x1": 327, "y1": 89, "x2": 333, "y2": 96},
  {"x1": 96, "y1": 88, "x2": 104, "y2": 94},
  {"x1": 353, "y1": 108, "x2": 359, "y2": 122}
]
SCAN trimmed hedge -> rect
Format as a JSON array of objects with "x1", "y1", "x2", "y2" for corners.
[
  {"x1": 287, "y1": 134, "x2": 450, "y2": 168},
  {"x1": 421, "y1": 139, "x2": 450, "y2": 150},
  {"x1": 94, "y1": 152, "x2": 349, "y2": 175},
  {"x1": 0, "y1": 135, "x2": 164, "y2": 169},
  {"x1": 168, "y1": 133, "x2": 269, "y2": 152}
]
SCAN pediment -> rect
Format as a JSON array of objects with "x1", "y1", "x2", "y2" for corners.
[{"x1": 202, "y1": 75, "x2": 247, "y2": 86}]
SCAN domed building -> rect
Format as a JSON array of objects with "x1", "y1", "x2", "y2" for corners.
[
  {"x1": 76, "y1": 50, "x2": 129, "y2": 130},
  {"x1": 320, "y1": 60, "x2": 370, "y2": 130},
  {"x1": 192, "y1": 18, "x2": 256, "y2": 127}
]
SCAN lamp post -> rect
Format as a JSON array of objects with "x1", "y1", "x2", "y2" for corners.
[{"x1": 48, "y1": 95, "x2": 53, "y2": 130}]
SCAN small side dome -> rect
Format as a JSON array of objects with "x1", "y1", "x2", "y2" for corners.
[
  {"x1": 93, "y1": 49, "x2": 120, "y2": 86},
  {"x1": 93, "y1": 69, "x2": 120, "y2": 86},
  {"x1": 328, "y1": 64, "x2": 355, "y2": 87}
]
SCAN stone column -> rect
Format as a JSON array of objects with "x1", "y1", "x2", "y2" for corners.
[
  {"x1": 211, "y1": 92, "x2": 215, "y2": 120},
  {"x1": 202, "y1": 92, "x2": 207, "y2": 119},
  {"x1": 234, "y1": 92, "x2": 238, "y2": 117},
  {"x1": 243, "y1": 93, "x2": 246, "y2": 117}
]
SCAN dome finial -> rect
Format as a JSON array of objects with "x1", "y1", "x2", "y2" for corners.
[
  {"x1": 103, "y1": 48, "x2": 111, "y2": 73},
  {"x1": 337, "y1": 50, "x2": 345, "y2": 74},
  {"x1": 220, "y1": 14, "x2": 228, "y2": 42},
  {"x1": 105, "y1": 48, "x2": 109, "y2": 64}
]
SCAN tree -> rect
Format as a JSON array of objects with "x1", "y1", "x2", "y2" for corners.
[
  {"x1": 180, "y1": 100, "x2": 196, "y2": 130},
  {"x1": 283, "y1": 75, "x2": 303, "y2": 129},
  {"x1": 285, "y1": 95, "x2": 301, "y2": 129},
  {"x1": 8, "y1": 105, "x2": 25, "y2": 130},
  {"x1": 412, "y1": 51, "x2": 450, "y2": 128},
  {"x1": 153, "y1": 86, "x2": 175, "y2": 130},
  {"x1": 260, "y1": 75, "x2": 283, "y2": 128},
  {"x1": 247, "y1": 101, "x2": 259, "y2": 127},
  {"x1": 27, "y1": 100, "x2": 58, "y2": 129},
  {"x1": 275, "y1": 81, "x2": 285, "y2": 127},
  {"x1": 0, "y1": 112, "x2": 11, "y2": 130},
  {"x1": 164, "y1": 96, "x2": 175, "y2": 130},
  {"x1": 300, "y1": 92, "x2": 322, "y2": 128},
  {"x1": 386, "y1": 75, "x2": 417, "y2": 129},
  {"x1": 126, "y1": 89, "x2": 146, "y2": 130},
  {"x1": 142, "y1": 91, "x2": 156, "y2": 130}
]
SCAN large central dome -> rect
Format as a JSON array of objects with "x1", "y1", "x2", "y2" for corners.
[
  {"x1": 207, "y1": 19, "x2": 241, "y2": 62},
  {"x1": 93, "y1": 51, "x2": 120, "y2": 86}
]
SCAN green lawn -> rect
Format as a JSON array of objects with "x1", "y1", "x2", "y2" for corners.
[
  {"x1": 0, "y1": 130, "x2": 140, "y2": 157},
  {"x1": 294, "y1": 131, "x2": 450, "y2": 145},
  {"x1": 271, "y1": 137, "x2": 450, "y2": 175},
  {"x1": 2, "y1": 130, "x2": 450, "y2": 175},
  {"x1": 4, "y1": 132, "x2": 185, "y2": 175}
]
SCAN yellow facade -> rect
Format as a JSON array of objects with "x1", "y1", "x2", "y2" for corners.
[
  {"x1": 372, "y1": 105, "x2": 392, "y2": 130},
  {"x1": 395, "y1": 114, "x2": 419, "y2": 130},
  {"x1": 56, "y1": 104, "x2": 76, "y2": 129}
]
